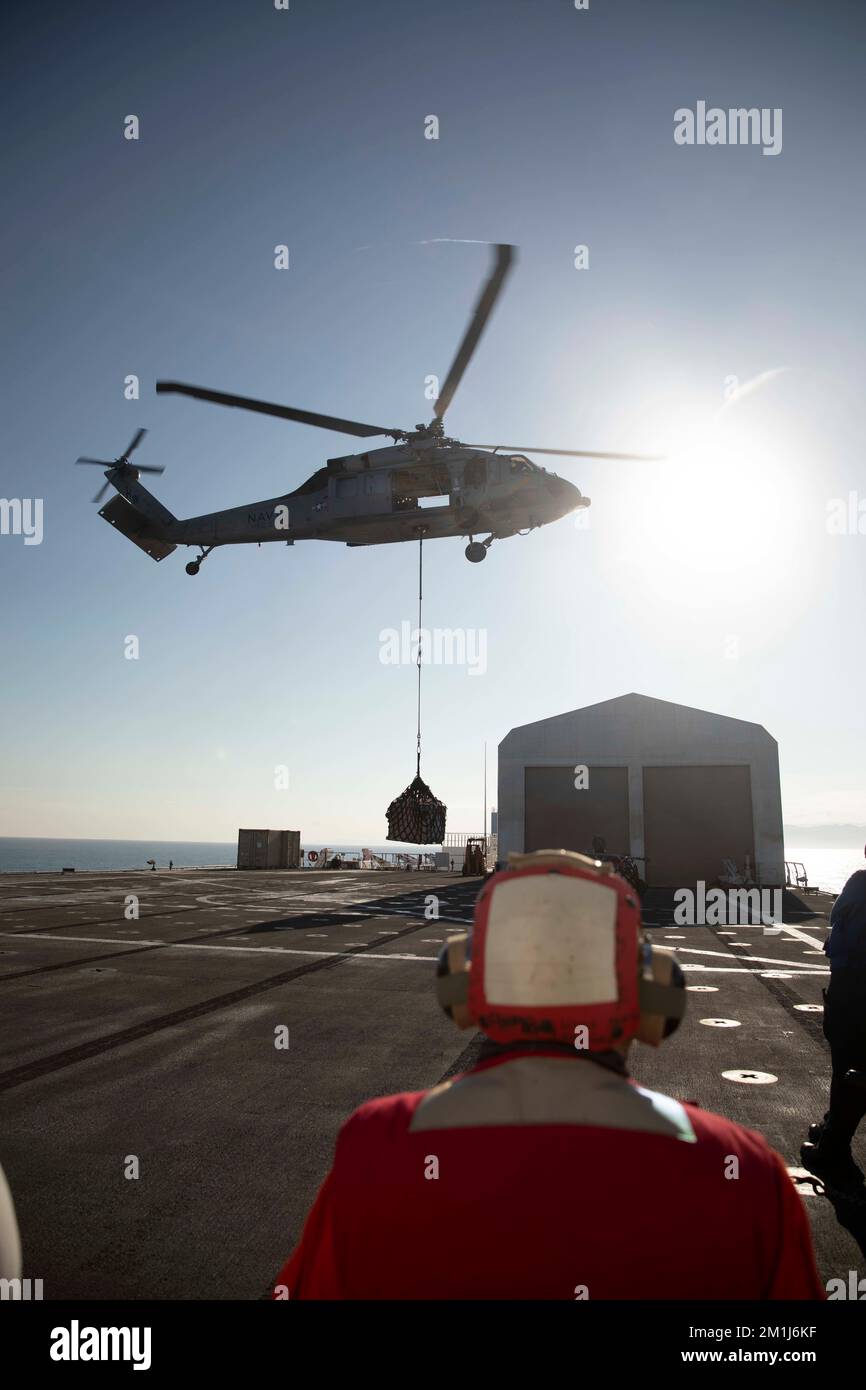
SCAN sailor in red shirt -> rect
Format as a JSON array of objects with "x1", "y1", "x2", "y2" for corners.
[{"x1": 274, "y1": 849, "x2": 823, "y2": 1300}]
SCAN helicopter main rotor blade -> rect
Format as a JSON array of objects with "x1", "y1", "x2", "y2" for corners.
[
  {"x1": 156, "y1": 381, "x2": 400, "y2": 439},
  {"x1": 433, "y1": 243, "x2": 515, "y2": 423},
  {"x1": 464, "y1": 444, "x2": 665, "y2": 461},
  {"x1": 76, "y1": 457, "x2": 113, "y2": 466},
  {"x1": 92, "y1": 481, "x2": 111, "y2": 504}
]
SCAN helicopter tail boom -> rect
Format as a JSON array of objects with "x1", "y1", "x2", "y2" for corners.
[{"x1": 98, "y1": 488, "x2": 177, "y2": 563}]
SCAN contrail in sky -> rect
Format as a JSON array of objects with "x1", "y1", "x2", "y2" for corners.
[{"x1": 717, "y1": 366, "x2": 789, "y2": 417}]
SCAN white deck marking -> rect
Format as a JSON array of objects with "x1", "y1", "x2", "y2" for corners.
[
  {"x1": 787, "y1": 1167, "x2": 823, "y2": 1195},
  {"x1": 674, "y1": 945, "x2": 824, "y2": 969},
  {"x1": 0, "y1": 933, "x2": 830, "y2": 977},
  {"x1": 2, "y1": 932, "x2": 167, "y2": 945},
  {"x1": 722, "y1": 1070, "x2": 777, "y2": 1084},
  {"x1": 188, "y1": 892, "x2": 471, "y2": 925},
  {"x1": 766, "y1": 923, "x2": 826, "y2": 949},
  {"x1": 680, "y1": 965, "x2": 827, "y2": 975},
  {"x1": 0, "y1": 932, "x2": 437, "y2": 962}
]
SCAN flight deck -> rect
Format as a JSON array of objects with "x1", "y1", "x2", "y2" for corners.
[{"x1": 0, "y1": 869, "x2": 862, "y2": 1299}]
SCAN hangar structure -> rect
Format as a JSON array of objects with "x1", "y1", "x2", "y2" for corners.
[{"x1": 497, "y1": 693, "x2": 784, "y2": 888}]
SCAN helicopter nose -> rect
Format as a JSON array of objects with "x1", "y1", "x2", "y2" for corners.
[{"x1": 548, "y1": 473, "x2": 586, "y2": 518}]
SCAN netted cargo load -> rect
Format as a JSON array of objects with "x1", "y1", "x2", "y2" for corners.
[
  {"x1": 386, "y1": 774, "x2": 447, "y2": 846},
  {"x1": 385, "y1": 538, "x2": 448, "y2": 846}
]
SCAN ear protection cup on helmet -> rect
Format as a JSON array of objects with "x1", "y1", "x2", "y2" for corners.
[
  {"x1": 636, "y1": 940, "x2": 687, "y2": 1046},
  {"x1": 435, "y1": 933, "x2": 474, "y2": 1029},
  {"x1": 438, "y1": 929, "x2": 687, "y2": 1048}
]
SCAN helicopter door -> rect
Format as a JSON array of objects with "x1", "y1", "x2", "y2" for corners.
[
  {"x1": 333, "y1": 476, "x2": 359, "y2": 517},
  {"x1": 334, "y1": 472, "x2": 388, "y2": 516},
  {"x1": 364, "y1": 472, "x2": 389, "y2": 515},
  {"x1": 451, "y1": 456, "x2": 487, "y2": 505},
  {"x1": 463, "y1": 457, "x2": 487, "y2": 489}
]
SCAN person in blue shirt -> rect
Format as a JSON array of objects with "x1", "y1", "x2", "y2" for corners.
[{"x1": 801, "y1": 853, "x2": 866, "y2": 1195}]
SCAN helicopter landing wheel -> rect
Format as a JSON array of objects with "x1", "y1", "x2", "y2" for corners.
[
  {"x1": 185, "y1": 545, "x2": 215, "y2": 577},
  {"x1": 465, "y1": 541, "x2": 487, "y2": 563}
]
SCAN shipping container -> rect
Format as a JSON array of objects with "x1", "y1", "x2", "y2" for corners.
[{"x1": 237, "y1": 829, "x2": 301, "y2": 870}]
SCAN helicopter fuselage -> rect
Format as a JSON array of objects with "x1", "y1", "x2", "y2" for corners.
[{"x1": 112, "y1": 440, "x2": 588, "y2": 552}]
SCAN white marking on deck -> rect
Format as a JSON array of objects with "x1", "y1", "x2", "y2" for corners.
[
  {"x1": 0, "y1": 933, "x2": 437, "y2": 962},
  {"x1": 673, "y1": 945, "x2": 825, "y2": 969},
  {"x1": 766, "y1": 923, "x2": 826, "y2": 950}
]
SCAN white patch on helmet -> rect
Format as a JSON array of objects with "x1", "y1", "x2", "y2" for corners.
[{"x1": 484, "y1": 874, "x2": 618, "y2": 1007}]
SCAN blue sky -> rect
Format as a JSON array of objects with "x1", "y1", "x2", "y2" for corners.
[{"x1": 1, "y1": 0, "x2": 864, "y2": 843}]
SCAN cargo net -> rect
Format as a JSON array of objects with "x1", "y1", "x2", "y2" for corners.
[{"x1": 386, "y1": 774, "x2": 447, "y2": 846}]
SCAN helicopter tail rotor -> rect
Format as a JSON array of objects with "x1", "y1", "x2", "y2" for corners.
[
  {"x1": 75, "y1": 429, "x2": 165, "y2": 503},
  {"x1": 77, "y1": 428, "x2": 178, "y2": 563}
]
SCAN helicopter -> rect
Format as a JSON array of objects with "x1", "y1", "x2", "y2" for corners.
[{"x1": 76, "y1": 244, "x2": 659, "y2": 575}]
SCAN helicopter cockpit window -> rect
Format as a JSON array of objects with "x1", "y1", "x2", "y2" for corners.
[{"x1": 508, "y1": 455, "x2": 533, "y2": 474}]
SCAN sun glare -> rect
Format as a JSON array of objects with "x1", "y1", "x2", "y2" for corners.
[{"x1": 606, "y1": 393, "x2": 809, "y2": 612}]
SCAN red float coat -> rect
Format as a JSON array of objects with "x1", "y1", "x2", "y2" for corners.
[{"x1": 274, "y1": 1047, "x2": 823, "y2": 1300}]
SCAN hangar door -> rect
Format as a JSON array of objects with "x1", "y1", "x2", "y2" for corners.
[
  {"x1": 643, "y1": 765, "x2": 754, "y2": 887},
  {"x1": 524, "y1": 766, "x2": 630, "y2": 857}
]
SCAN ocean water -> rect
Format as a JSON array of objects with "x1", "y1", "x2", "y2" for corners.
[
  {"x1": 0, "y1": 838, "x2": 236, "y2": 873},
  {"x1": 2, "y1": 838, "x2": 862, "y2": 891},
  {"x1": 783, "y1": 847, "x2": 864, "y2": 897},
  {"x1": 0, "y1": 838, "x2": 441, "y2": 874}
]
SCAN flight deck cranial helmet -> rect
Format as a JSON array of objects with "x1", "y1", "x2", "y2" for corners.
[{"x1": 436, "y1": 848, "x2": 686, "y2": 1049}]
